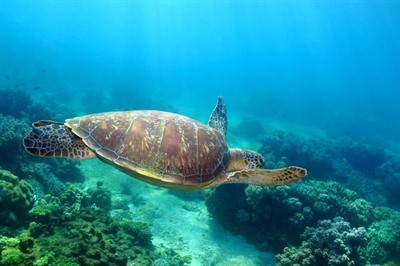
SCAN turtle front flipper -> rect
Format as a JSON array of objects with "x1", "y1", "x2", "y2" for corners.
[
  {"x1": 224, "y1": 166, "x2": 307, "y2": 186},
  {"x1": 23, "y1": 123, "x2": 96, "y2": 159}
]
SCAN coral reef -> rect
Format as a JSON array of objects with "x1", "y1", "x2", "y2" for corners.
[
  {"x1": 0, "y1": 184, "x2": 191, "y2": 266},
  {"x1": 275, "y1": 217, "x2": 367, "y2": 266},
  {"x1": 258, "y1": 130, "x2": 397, "y2": 206},
  {"x1": 206, "y1": 180, "x2": 400, "y2": 265},
  {"x1": 205, "y1": 130, "x2": 400, "y2": 265},
  {"x1": 0, "y1": 169, "x2": 34, "y2": 228}
]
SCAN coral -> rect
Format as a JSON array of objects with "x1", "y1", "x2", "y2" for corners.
[
  {"x1": 21, "y1": 160, "x2": 85, "y2": 198},
  {"x1": 275, "y1": 217, "x2": 368, "y2": 266},
  {"x1": 29, "y1": 194, "x2": 61, "y2": 225},
  {"x1": 258, "y1": 131, "x2": 396, "y2": 205},
  {"x1": 205, "y1": 184, "x2": 249, "y2": 235},
  {"x1": 51, "y1": 159, "x2": 85, "y2": 183},
  {"x1": 376, "y1": 156, "x2": 400, "y2": 205},
  {"x1": 0, "y1": 89, "x2": 85, "y2": 186},
  {"x1": 32, "y1": 252, "x2": 56, "y2": 266},
  {"x1": 207, "y1": 180, "x2": 377, "y2": 252},
  {"x1": 0, "y1": 236, "x2": 31, "y2": 265},
  {"x1": 33, "y1": 163, "x2": 65, "y2": 196},
  {"x1": 0, "y1": 169, "x2": 34, "y2": 227},
  {"x1": 207, "y1": 179, "x2": 400, "y2": 265},
  {"x1": 363, "y1": 208, "x2": 400, "y2": 264},
  {"x1": 8, "y1": 184, "x2": 190, "y2": 266},
  {"x1": 0, "y1": 114, "x2": 31, "y2": 174},
  {"x1": 0, "y1": 114, "x2": 30, "y2": 151},
  {"x1": 84, "y1": 181, "x2": 112, "y2": 209},
  {"x1": 118, "y1": 219, "x2": 153, "y2": 248}
]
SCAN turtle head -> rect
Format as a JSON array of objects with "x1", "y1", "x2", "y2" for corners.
[{"x1": 226, "y1": 148, "x2": 265, "y2": 172}]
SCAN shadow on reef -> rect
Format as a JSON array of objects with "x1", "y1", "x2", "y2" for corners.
[{"x1": 0, "y1": 179, "x2": 191, "y2": 266}]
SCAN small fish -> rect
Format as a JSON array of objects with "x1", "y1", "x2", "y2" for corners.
[{"x1": 33, "y1": 86, "x2": 40, "y2": 91}]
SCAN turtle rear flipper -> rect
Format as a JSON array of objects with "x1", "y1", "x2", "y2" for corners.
[
  {"x1": 23, "y1": 123, "x2": 96, "y2": 159},
  {"x1": 224, "y1": 166, "x2": 307, "y2": 186},
  {"x1": 208, "y1": 96, "x2": 227, "y2": 137}
]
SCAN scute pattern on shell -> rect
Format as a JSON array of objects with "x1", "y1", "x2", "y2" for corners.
[{"x1": 66, "y1": 111, "x2": 229, "y2": 186}]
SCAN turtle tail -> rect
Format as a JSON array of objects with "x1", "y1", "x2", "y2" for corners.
[{"x1": 23, "y1": 121, "x2": 96, "y2": 159}]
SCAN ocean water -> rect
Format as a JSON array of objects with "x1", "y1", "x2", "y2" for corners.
[
  {"x1": 2, "y1": 1, "x2": 399, "y2": 144},
  {"x1": 0, "y1": 1, "x2": 399, "y2": 265}
]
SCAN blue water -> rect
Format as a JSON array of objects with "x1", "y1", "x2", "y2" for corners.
[{"x1": 1, "y1": 1, "x2": 399, "y2": 150}]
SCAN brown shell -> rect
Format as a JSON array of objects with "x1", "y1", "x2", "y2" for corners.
[{"x1": 65, "y1": 111, "x2": 229, "y2": 190}]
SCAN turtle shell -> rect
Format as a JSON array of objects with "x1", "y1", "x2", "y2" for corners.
[{"x1": 65, "y1": 111, "x2": 230, "y2": 190}]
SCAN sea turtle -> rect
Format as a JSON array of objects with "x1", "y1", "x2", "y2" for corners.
[{"x1": 23, "y1": 97, "x2": 306, "y2": 191}]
